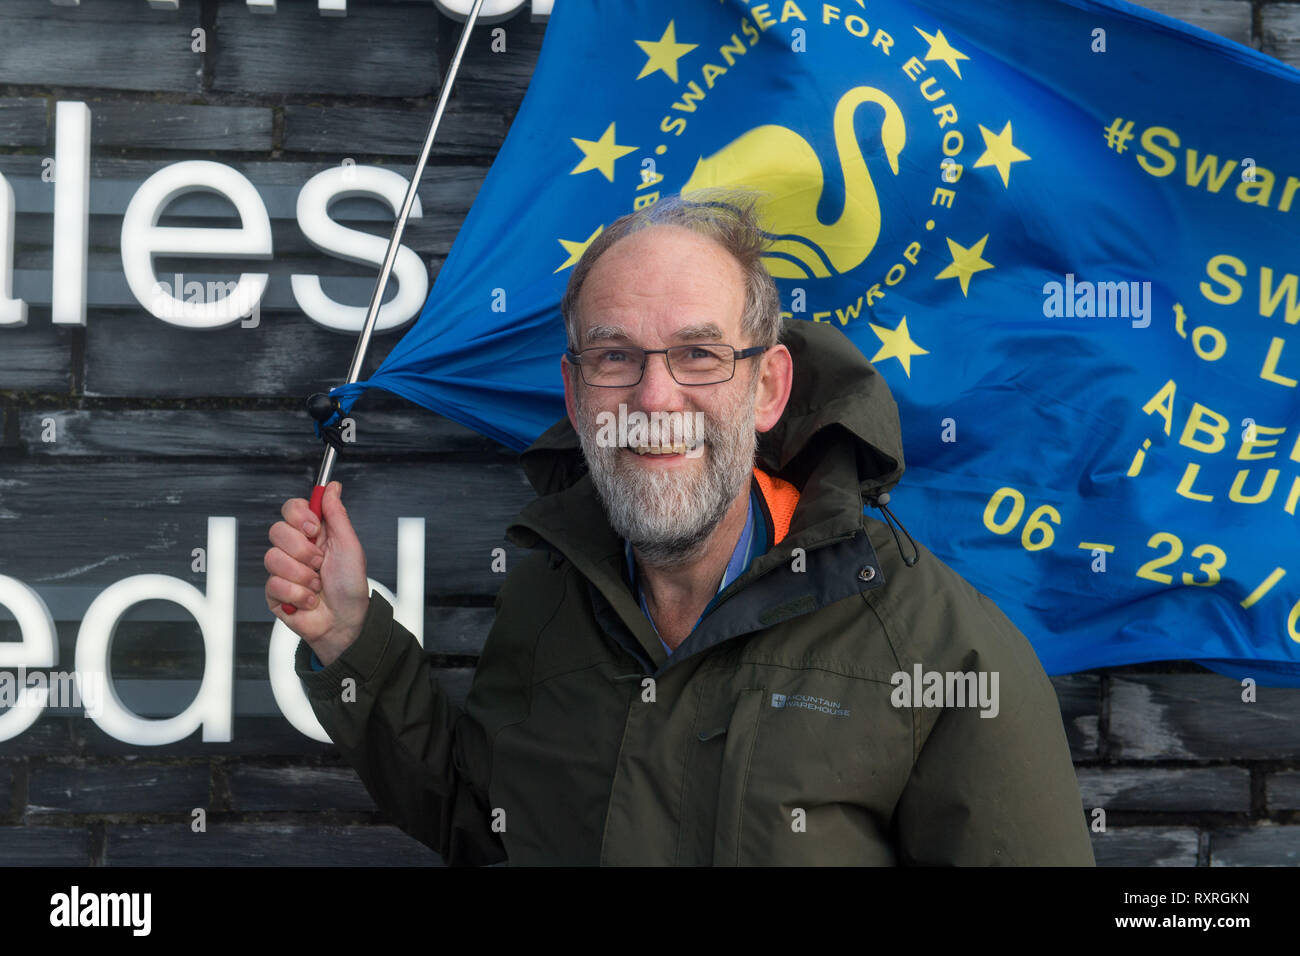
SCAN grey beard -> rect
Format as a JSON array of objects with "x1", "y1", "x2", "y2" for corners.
[{"x1": 574, "y1": 383, "x2": 758, "y2": 570}]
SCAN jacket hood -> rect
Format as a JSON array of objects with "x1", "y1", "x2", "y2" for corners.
[{"x1": 518, "y1": 318, "x2": 906, "y2": 501}]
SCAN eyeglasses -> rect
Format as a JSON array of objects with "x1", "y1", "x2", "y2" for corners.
[{"x1": 564, "y1": 344, "x2": 769, "y2": 387}]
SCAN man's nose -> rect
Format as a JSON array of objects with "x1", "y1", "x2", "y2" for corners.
[{"x1": 633, "y1": 351, "x2": 680, "y2": 407}]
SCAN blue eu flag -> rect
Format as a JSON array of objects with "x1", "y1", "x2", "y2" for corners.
[{"x1": 328, "y1": 0, "x2": 1300, "y2": 683}]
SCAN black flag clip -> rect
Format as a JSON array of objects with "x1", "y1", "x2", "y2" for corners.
[{"x1": 307, "y1": 392, "x2": 348, "y2": 454}]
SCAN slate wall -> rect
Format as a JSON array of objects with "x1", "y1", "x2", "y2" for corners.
[{"x1": 0, "y1": 0, "x2": 1296, "y2": 867}]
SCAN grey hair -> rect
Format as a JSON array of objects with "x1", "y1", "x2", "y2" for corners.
[{"x1": 560, "y1": 187, "x2": 782, "y2": 353}]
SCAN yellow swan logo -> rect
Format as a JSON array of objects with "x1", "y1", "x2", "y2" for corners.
[{"x1": 681, "y1": 86, "x2": 906, "y2": 279}]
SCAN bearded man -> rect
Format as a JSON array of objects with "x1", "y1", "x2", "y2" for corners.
[{"x1": 265, "y1": 190, "x2": 1095, "y2": 866}]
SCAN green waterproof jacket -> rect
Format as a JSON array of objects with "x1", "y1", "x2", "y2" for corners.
[{"x1": 295, "y1": 319, "x2": 1096, "y2": 866}]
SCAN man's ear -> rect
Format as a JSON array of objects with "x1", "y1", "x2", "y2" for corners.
[
  {"x1": 562, "y1": 354, "x2": 579, "y2": 430},
  {"x1": 753, "y1": 344, "x2": 793, "y2": 434}
]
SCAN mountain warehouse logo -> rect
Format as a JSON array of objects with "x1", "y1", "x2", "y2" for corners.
[{"x1": 771, "y1": 692, "x2": 851, "y2": 717}]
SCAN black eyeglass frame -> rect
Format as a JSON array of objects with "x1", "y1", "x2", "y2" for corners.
[{"x1": 563, "y1": 344, "x2": 770, "y2": 387}]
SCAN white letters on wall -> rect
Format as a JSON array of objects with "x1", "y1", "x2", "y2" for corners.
[
  {"x1": 432, "y1": 0, "x2": 552, "y2": 22},
  {"x1": 51, "y1": 101, "x2": 90, "y2": 327},
  {"x1": 291, "y1": 166, "x2": 428, "y2": 333},
  {"x1": 0, "y1": 579, "x2": 58, "y2": 742},
  {"x1": 75, "y1": 518, "x2": 237, "y2": 745},
  {"x1": 1, "y1": 518, "x2": 430, "y2": 744},
  {"x1": 121, "y1": 162, "x2": 273, "y2": 329},
  {"x1": 0, "y1": 173, "x2": 27, "y2": 327}
]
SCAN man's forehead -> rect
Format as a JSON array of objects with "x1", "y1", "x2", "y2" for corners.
[{"x1": 575, "y1": 226, "x2": 746, "y2": 341}]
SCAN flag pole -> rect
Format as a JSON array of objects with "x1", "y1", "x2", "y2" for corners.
[{"x1": 284, "y1": 0, "x2": 488, "y2": 614}]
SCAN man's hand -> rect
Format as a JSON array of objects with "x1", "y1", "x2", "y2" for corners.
[{"x1": 265, "y1": 480, "x2": 369, "y2": 667}]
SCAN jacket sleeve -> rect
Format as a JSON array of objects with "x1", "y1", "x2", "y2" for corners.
[
  {"x1": 294, "y1": 592, "x2": 505, "y2": 866},
  {"x1": 892, "y1": 591, "x2": 1097, "y2": 866}
]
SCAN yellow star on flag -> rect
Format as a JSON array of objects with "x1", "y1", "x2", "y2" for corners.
[
  {"x1": 635, "y1": 21, "x2": 698, "y2": 82},
  {"x1": 570, "y1": 123, "x2": 637, "y2": 182},
  {"x1": 868, "y1": 316, "x2": 929, "y2": 378},
  {"x1": 914, "y1": 26, "x2": 970, "y2": 79},
  {"x1": 554, "y1": 225, "x2": 604, "y2": 273},
  {"x1": 973, "y1": 121, "x2": 1031, "y2": 188},
  {"x1": 935, "y1": 235, "x2": 994, "y2": 297}
]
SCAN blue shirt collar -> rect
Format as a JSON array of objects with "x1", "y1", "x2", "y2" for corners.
[{"x1": 624, "y1": 480, "x2": 768, "y2": 656}]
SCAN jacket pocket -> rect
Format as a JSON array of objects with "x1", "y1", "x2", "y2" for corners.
[{"x1": 712, "y1": 687, "x2": 765, "y2": 866}]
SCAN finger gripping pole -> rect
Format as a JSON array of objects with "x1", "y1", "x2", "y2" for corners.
[{"x1": 282, "y1": 484, "x2": 327, "y2": 614}]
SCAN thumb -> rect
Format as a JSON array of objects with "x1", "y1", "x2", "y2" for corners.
[{"x1": 319, "y1": 480, "x2": 361, "y2": 553}]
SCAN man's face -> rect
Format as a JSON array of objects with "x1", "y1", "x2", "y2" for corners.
[{"x1": 565, "y1": 225, "x2": 761, "y2": 568}]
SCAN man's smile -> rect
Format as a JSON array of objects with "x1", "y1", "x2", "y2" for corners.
[
  {"x1": 627, "y1": 441, "x2": 702, "y2": 455},
  {"x1": 622, "y1": 438, "x2": 707, "y2": 461}
]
